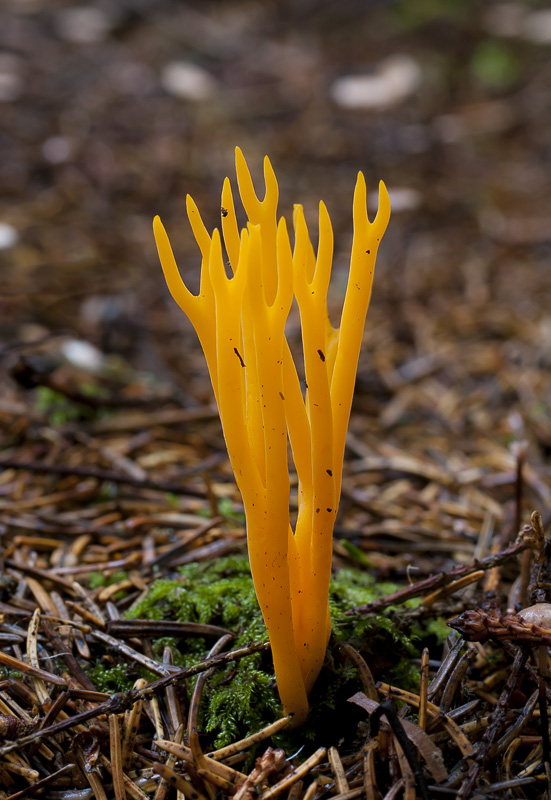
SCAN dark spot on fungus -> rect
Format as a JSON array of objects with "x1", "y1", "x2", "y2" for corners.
[
  {"x1": 327, "y1": 508, "x2": 332, "y2": 512},
  {"x1": 234, "y1": 347, "x2": 245, "y2": 367},
  {"x1": 221, "y1": 207, "x2": 228, "y2": 217},
  {"x1": 326, "y1": 469, "x2": 333, "y2": 476},
  {"x1": 279, "y1": 392, "x2": 284, "y2": 400},
  {"x1": 317, "y1": 349, "x2": 325, "y2": 362},
  {"x1": 366, "y1": 249, "x2": 370, "y2": 254}
]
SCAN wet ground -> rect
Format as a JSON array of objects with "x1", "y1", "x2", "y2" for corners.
[
  {"x1": 1, "y1": 3, "x2": 551, "y2": 797},
  {"x1": 2, "y1": 0, "x2": 551, "y2": 540}
]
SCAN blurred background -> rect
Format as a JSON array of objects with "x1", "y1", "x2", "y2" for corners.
[{"x1": 1, "y1": 0, "x2": 550, "y2": 541}]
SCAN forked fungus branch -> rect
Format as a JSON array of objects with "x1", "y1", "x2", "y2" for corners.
[{"x1": 154, "y1": 149, "x2": 390, "y2": 724}]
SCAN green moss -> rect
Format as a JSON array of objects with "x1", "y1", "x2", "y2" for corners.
[
  {"x1": 122, "y1": 555, "x2": 443, "y2": 753},
  {"x1": 87, "y1": 659, "x2": 163, "y2": 694},
  {"x1": 88, "y1": 570, "x2": 129, "y2": 590},
  {"x1": 165, "y1": 492, "x2": 180, "y2": 509},
  {"x1": 80, "y1": 382, "x2": 111, "y2": 399},
  {"x1": 127, "y1": 555, "x2": 275, "y2": 747},
  {"x1": 392, "y1": 0, "x2": 470, "y2": 29},
  {"x1": 87, "y1": 662, "x2": 135, "y2": 693},
  {"x1": 206, "y1": 657, "x2": 280, "y2": 747},
  {"x1": 329, "y1": 567, "x2": 421, "y2": 689},
  {"x1": 470, "y1": 40, "x2": 520, "y2": 90},
  {"x1": 0, "y1": 668, "x2": 22, "y2": 680},
  {"x1": 128, "y1": 556, "x2": 263, "y2": 635},
  {"x1": 423, "y1": 616, "x2": 453, "y2": 645},
  {"x1": 35, "y1": 386, "x2": 96, "y2": 425},
  {"x1": 337, "y1": 539, "x2": 374, "y2": 568},
  {"x1": 198, "y1": 496, "x2": 246, "y2": 524}
]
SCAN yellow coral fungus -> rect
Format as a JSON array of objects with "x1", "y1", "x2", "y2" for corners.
[{"x1": 154, "y1": 149, "x2": 390, "y2": 724}]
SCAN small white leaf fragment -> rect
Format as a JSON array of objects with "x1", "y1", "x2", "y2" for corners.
[
  {"x1": 56, "y1": 7, "x2": 111, "y2": 44},
  {"x1": 368, "y1": 187, "x2": 421, "y2": 213},
  {"x1": 0, "y1": 222, "x2": 19, "y2": 250},
  {"x1": 0, "y1": 53, "x2": 24, "y2": 102},
  {"x1": 160, "y1": 61, "x2": 217, "y2": 101},
  {"x1": 331, "y1": 55, "x2": 422, "y2": 110},
  {"x1": 60, "y1": 339, "x2": 105, "y2": 373}
]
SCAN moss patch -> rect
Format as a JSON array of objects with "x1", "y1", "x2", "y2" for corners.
[{"x1": 110, "y1": 555, "x2": 440, "y2": 752}]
